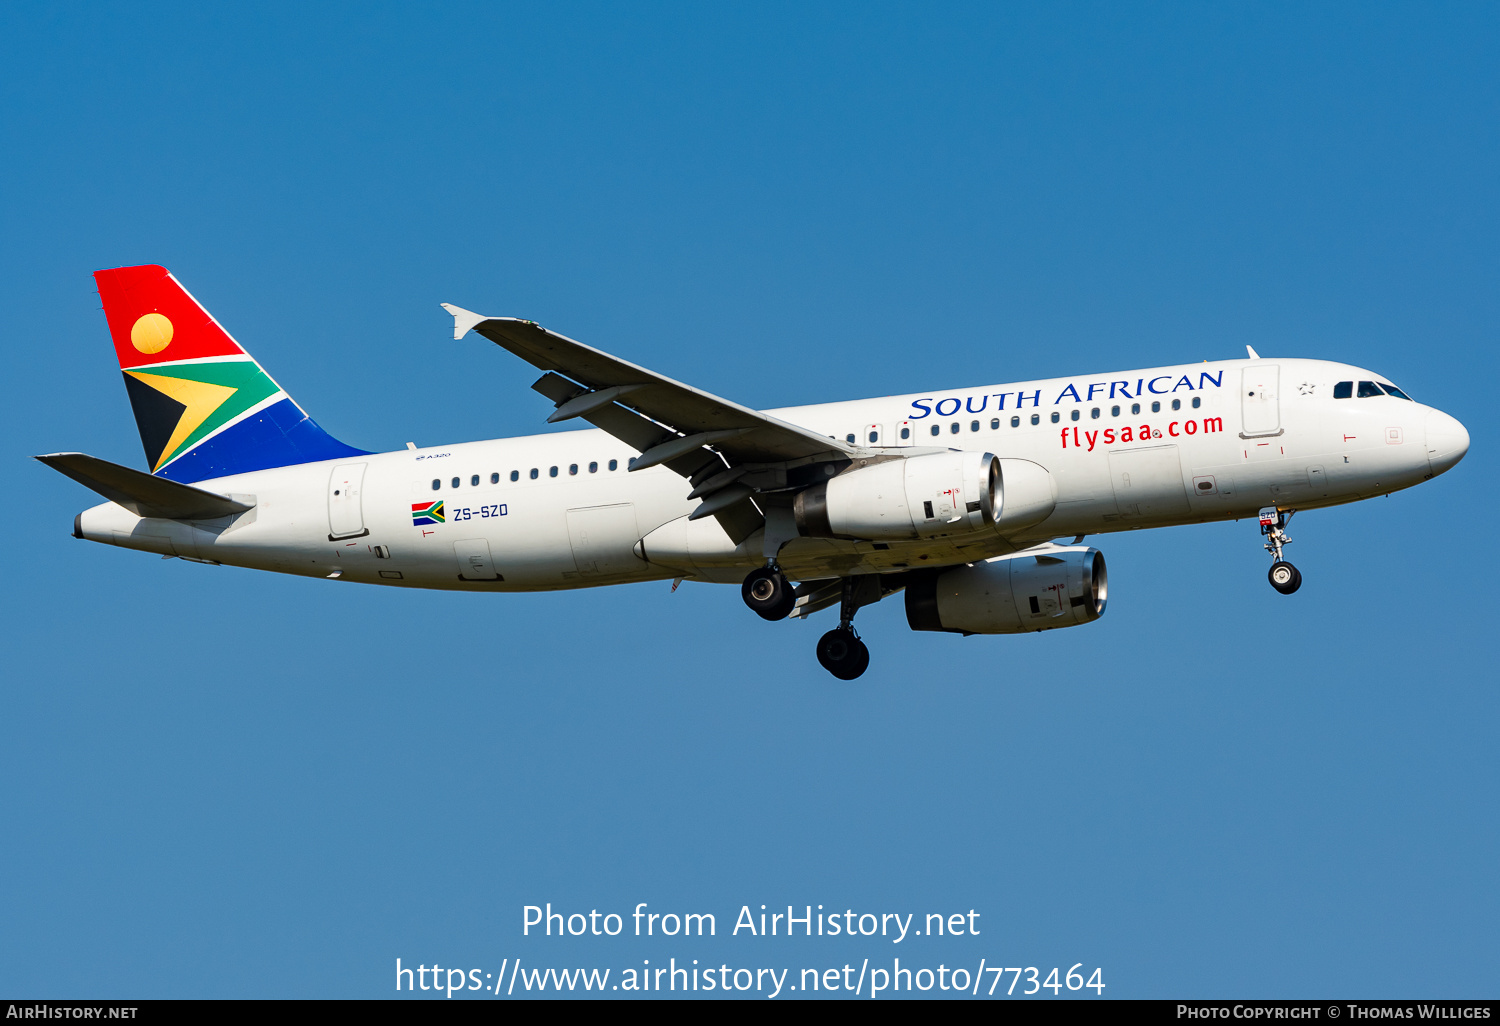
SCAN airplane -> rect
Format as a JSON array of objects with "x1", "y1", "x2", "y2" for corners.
[{"x1": 40, "y1": 264, "x2": 1470, "y2": 679}]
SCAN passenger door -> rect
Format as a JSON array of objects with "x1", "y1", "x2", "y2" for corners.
[
  {"x1": 1241, "y1": 365, "x2": 1282, "y2": 437},
  {"x1": 327, "y1": 463, "x2": 368, "y2": 540}
]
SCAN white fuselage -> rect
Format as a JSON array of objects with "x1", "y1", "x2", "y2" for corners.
[{"x1": 75, "y1": 358, "x2": 1466, "y2": 589}]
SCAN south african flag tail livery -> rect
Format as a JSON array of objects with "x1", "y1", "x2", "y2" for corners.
[{"x1": 96, "y1": 264, "x2": 367, "y2": 483}]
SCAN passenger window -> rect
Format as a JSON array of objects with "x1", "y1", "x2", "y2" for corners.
[
  {"x1": 1070, "y1": 409, "x2": 1080, "y2": 422},
  {"x1": 1171, "y1": 399, "x2": 1180, "y2": 411},
  {"x1": 569, "y1": 464, "x2": 578, "y2": 476},
  {"x1": 1011, "y1": 416, "x2": 1020, "y2": 427},
  {"x1": 451, "y1": 477, "x2": 460, "y2": 488},
  {"x1": 990, "y1": 418, "x2": 1000, "y2": 429},
  {"x1": 431, "y1": 479, "x2": 440, "y2": 491},
  {"x1": 1090, "y1": 407, "x2": 1100, "y2": 419},
  {"x1": 950, "y1": 422, "x2": 960, "y2": 434},
  {"x1": 1357, "y1": 381, "x2": 1383, "y2": 398},
  {"x1": 900, "y1": 427, "x2": 910, "y2": 440},
  {"x1": 1050, "y1": 412, "x2": 1060, "y2": 423},
  {"x1": 529, "y1": 468, "x2": 539, "y2": 480},
  {"x1": 490, "y1": 473, "x2": 499, "y2": 484},
  {"x1": 970, "y1": 420, "x2": 979, "y2": 432},
  {"x1": 1333, "y1": 381, "x2": 1353, "y2": 399},
  {"x1": 1151, "y1": 401, "x2": 1161, "y2": 413},
  {"x1": 1380, "y1": 383, "x2": 1413, "y2": 400},
  {"x1": 549, "y1": 466, "x2": 559, "y2": 477},
  {"x1": 1111, "y1": 405, "x2": 1120, "y2": 417},
  {"x1": 510, "y1": 470, "x2": 519, "y2": 482},
  {"x1": 868, "y1": 430, "x2": 878, "y2": 443},
  {"x1": 1030, "y1": 414, "x2": 1040, "y2": 426},
  {"x1": 608, "y1": 459, "x2": 618, "y2": 471},
  {"x1": 1192, "y1": 397, "x2": 1201, "y2": 408},
  {"x1": 930, "y1": 424, "x2": 940, "y2": 437},
  {"x1": 846, "y1": 433, "x2": 856, "y2": 444},
  {"x1": 1131, "y1": 403, "x2": 1141, "y2": 415},
  {"x1": 471, "y1": 474, "x2": 480, "y2": 486},
  {"x1": 589, "y1": 461, "x2": 598, "y2": 473}
]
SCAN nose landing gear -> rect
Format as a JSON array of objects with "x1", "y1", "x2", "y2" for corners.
[{"x1": 1259, "y1": 506, "x2": 1302, "y2": 595}]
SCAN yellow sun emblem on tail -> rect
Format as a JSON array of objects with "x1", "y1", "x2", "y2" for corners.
[{"x1": 130, "y1": 312, "x2": 174, "y2": 354}]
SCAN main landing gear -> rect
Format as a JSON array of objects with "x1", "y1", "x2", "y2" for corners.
[
  {"x1": 740, "y1": 568, "x2": 877, "y2": 680},
  {"x1": 742, "y1": 564, "x2": 796, "y2": 620},
  {"x1": 816, "y1": 626, "x2": 869, "y2": 681},
  {"x1": 1259, "y1": 506, "x2": 1302, "y2": 595},
  {"x1": 816, "y1": 576, "x2": 882, "y2": 681}
]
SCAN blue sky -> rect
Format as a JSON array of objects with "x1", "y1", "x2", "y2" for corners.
[{"x1": 1, "y1": 2, "x2": 1494, "y2": 998}]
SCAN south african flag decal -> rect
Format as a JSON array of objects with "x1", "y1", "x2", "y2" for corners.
[{"x1": 411, "y1": 500, "x2": 444, "y2": 526}]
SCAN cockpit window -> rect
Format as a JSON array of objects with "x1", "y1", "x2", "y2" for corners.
[
  {"x1": 1333, "y1": 381, "x2": 1353, "y2": 399},
  {"x1": 1380, "y1": 382, "x2": 1413, "y2": 400},
  {"x1": 1357, "y1": 381, "x2": 1384, "y2": 398}
]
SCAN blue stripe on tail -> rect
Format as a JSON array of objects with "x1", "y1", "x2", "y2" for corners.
[{"x1": 156, "y1": 397, "x2": 369, "y2": 483}]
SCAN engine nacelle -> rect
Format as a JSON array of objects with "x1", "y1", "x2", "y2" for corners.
[
  {"x1": 795, "y1": 451, "x2": 998, "y2": 540},
  {"x1": 990, "y1": 458, "x2": 1057, "y2": 533},
  {"x1": 905, "y1": 545, "x2": 1107, "y2": 634}
]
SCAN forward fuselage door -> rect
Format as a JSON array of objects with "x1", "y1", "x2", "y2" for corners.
[
  {"x1": 327, "y1": 463, "x2": 369, "y2": 540},
  {"x1": 1109, "y1": 445, "x2": 1191, "y2": 519},
  {"x1": 1241, "y1": 364, "x2": 1282, "y2": 437}
]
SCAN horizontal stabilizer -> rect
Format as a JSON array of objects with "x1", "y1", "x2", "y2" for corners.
[{"x1": 36, "y1": 453, "x2": 254, "y2": 520}]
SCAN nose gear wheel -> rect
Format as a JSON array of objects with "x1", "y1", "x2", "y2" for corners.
[
  {"x1": 1268, "y1": 560, "x2": 1302, "y2": 594},
  {"x1": 1259, "y1": 506, "x2": 1301, "y2": 595}
]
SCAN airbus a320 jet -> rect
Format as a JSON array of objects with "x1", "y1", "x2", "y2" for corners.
[{"x1": 41, "y1": 265, "x2": 1470, "y2": 679}]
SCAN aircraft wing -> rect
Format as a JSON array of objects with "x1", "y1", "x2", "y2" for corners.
[{"x1": 442, "y1": 306, "x2": 857, "y2": 468}]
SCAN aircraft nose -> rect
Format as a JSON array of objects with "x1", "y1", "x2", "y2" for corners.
[{"x1": 1425, "y1": 408, "x2": 1470, "y2": 476}]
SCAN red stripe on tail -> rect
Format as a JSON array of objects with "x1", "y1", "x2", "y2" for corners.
[{"x1": 95, "y1": 264, "x2": 247, "y2": 370}]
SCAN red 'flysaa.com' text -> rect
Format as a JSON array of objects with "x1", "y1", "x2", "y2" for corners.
[{"x1": 1060, "y1": 417, "x2": 1224, "y2": 452}]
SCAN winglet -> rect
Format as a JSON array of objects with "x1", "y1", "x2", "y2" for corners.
[
  {"x1": 1246, "y1": 344, "x2": 1261, "y2": 359},
  {"x1": 440, "y1": 303, "x2": 488, "y2": 341}
]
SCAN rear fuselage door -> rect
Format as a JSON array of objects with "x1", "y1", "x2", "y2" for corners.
[
  {"x1": 327, "y1": 463, "x2": 369, "y2": 540},
  {"x1": 567, "y1": 504, "x2": 643, "y2": 575},
  {"x1": 1241, "y1": 365, "x2": 1282, "y2": 437}
]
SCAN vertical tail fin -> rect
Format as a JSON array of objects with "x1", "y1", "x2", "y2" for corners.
[{"x1": 95, "y1": 265, "x2": 367, "y2": 483}]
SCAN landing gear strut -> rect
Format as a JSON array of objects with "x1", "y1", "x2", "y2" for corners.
[
  {"x1": 816, "y1": 577, "x2": 879, "y2": 681},
  {"x1": 742, "y1": 564, "x2": 795, "y2": 620},
  {"x1": 1259, "y1": 506, "x2": 1302, "y2": 595}
]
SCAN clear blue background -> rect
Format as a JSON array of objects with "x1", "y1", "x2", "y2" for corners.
[{"x1": 1, "y1": 2, "x2": 1493, "y2": 999}]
